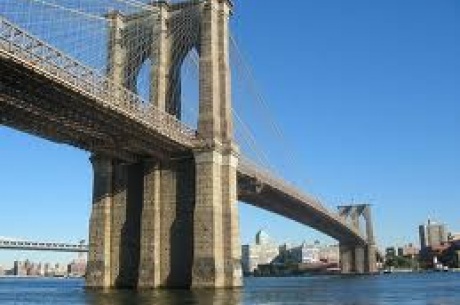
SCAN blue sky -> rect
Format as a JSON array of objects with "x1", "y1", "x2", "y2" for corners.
[{"x1": 1, "y1": 0, "x2": 459, "y2": 267}]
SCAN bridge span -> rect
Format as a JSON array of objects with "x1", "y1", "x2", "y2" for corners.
[
  {"x1": 0, "y1": 0, "x2": 377, "y2": 290},
  {"x1": 0, "y1": 15, "x2": 368, "y2": 247},
  {"x1": 0, "y1": 239, "x2": 88, "y2": 253}
]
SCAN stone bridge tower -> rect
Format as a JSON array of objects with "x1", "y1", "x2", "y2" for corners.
[
  {"x1": 86, "y1": 0, "x2": 242, "y2": 289},
  {"x1": 338, "y1": 204, "x2": 377, "y2": 274}
]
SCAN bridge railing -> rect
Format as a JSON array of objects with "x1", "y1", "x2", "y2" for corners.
[
  {"x1": 0, "y1": 239, "x2": 88, "y2": 252},
  {"x1": 238, "y1": 158, "x2": 364, "y2": 238},
  {"x1": 238, "y1": 158, "x2": 327, "y2": 211},
  {"x1": 0, "y1": 17, "x2": 198, "y2": 147}
]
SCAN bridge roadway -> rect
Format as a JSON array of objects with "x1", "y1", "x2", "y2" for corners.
[
  {"x1": 0, "y1": 17, "x2": 365, "y2": 247},
  {"x1": 0, "y1": 239, "x2": 88, "y2": 253}
]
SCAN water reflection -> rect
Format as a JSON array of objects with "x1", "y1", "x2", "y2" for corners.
[
  {"x1": 1, "y1": 274, "x2": 460, "y2": 305},
  {"x1": 86, "y1": 288, "x2": 243, "y2": 305}
]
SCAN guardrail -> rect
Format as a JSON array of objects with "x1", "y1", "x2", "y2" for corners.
[
  {"x1": 0, "y1": 240, "x2": 88, "y2": 253},
  {"x1": 238, "y1": 158, "x2": 365, "y2": 240}
]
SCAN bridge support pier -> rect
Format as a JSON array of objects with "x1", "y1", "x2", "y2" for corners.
[
  {"x1": 190, "y1": 0, "x2": 241, "y2": 289},
  {"x1": 87, "y1": 156, "x2": 147, "y2": 289},
  {"x1": 339, "y1": 244, "x2": 353, "y2": 274},
  {"x1": 87, "y1": 0, "x2": 242, "y2": 290},
  {"x1": 364, "y1": 244, "x2": 378, "y2": 273},
  {"x1": 137, "y1": 161, "x2": 161, "y2": 288},
  {"x1": 156, "y1": 158, "x2": 196, "y2": 288},
  {"x1": 340, "y1": 244, "x2": 377, "y2": 274},
  {"x1": 86, "y1": 151, "x2": 241, "y2": 289},
  {"x1": 221, "y1": 151, "x2": 243, "y2": 287},
  {"x1": 191, "y1": 150, "x2": 225, "y2": 288},
  {"x1": 191, "y1": 147, "x2": 242, "y2": 288},
  {"x1": 86, "y1": 155, "x2": 113, "y2": 288},
  {"x1": 338, "y1": 204, "x2": 378, "y2": 275}
]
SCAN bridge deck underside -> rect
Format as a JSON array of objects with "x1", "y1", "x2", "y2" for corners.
[
  {"x1": 0, "y1": 55, "x2": 191, "y2": 162},
  {"x1": 238, "y1": 174, "x2": 365, "y2": 245}
]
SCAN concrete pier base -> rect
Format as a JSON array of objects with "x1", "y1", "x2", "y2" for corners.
[
  {"x1": 87, "y1": 157, "x2": 146, "y2": 289},
  {"x1": 339, "y1": 244, "x2": 354, "y2": 274},
  {"x1": 86, "y1": 155, "x2": 113, "y2": 288},
  {"x1": 86, "y1": 152, "x2": 241, "y2": 289},
  {"x1": 191, "y1": 148, "x2": 242, "y2": 288},
  {"x1": 87, "y1": 0, "x2": 241, "y2": 290},
  {"x1": 340, "y1": 244, "x2": 377, "y2": 275},
  {"x1": 365, "y1": 244, "x2": 378, "y2": 274}
]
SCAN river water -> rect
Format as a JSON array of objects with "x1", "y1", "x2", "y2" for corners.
[{"x1": 0, "y1": 273, "x2": 459, "y2": 305}]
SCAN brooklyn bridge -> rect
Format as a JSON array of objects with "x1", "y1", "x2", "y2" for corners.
[{"x1": 0, "y1": 0, "x2": 377, "y2": 289}]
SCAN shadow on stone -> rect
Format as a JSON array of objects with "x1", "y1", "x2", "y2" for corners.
[
  {"x1": 115, "y1": 163, "x2": 143, "y2": 288},
  {"x1": 166, "y1": 158, "x2": 196, "y2": 288}
]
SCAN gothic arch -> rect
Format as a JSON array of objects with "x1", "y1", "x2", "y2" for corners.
[{"x1": 107, "y1": 2, "x2": 202, "y2": 120}]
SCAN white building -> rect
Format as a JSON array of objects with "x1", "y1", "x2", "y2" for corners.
[
  {"x1": 241, "y1": 230, "x2": 279, "y2": 274},
  {"x1": 13, "y1": 261, "x2": 27, "y2": 276},
  {"x1": 288, "y1": 242, "x2": 320, "y2": 264},
  {"x1": 419, "y1": 219, "x2": 448, "y2": 248},
  {"x1": 319, "y1": 245, "x2": 340, "y2": 263},
  {"x1": 449, "y1": 233, "x2": 460, "y2": 242}
]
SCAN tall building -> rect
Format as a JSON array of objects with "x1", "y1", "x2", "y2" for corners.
[
  {"x1": 419, "y1": 225, "x2": 427, "y2": 249},
  {"x1": 287, "y1": 242, "x2": 320, "y2": 264},
  {"x1": 36, "y1": 263, "x2": 44, "y2": 277},
  {"x1": 419, "y1": 219, "x2": 448, "y2": 249},
  {"x1": 44, "y1": 263, "x2": 54, "y2": 277},
  {"x1": 401, "y1": 244, "x2": 419, "y2": 257},
  {"x1": 448, "y1": 233, "x2": 460, "y2": 242},
  {"x1": 241, "y1": 230, "x2": 279, "y2": 274},
  {"x1": 13, "y1": 261, "x2": 27, "y2": 276},
  {"x1": 67, "y1": 257, "x2": 87, "y2": 277},
  {"x1": 319, "y1": 245, "x2": 340, "y2": 263},
  {"x1": 385, "y1": 247, "x2": 396, "y2": 259}
]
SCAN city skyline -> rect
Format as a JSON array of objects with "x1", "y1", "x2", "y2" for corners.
[
  {"x1": 1, "y1": 0, "x2": 460, "y2": 266},
  {"x1": 0, "y1": 250, "x2": 85, "y2": 270}
]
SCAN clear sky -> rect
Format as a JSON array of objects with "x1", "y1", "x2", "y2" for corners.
[{"x1": 0, "y1": 0, "x2": 459, "y2": 267}]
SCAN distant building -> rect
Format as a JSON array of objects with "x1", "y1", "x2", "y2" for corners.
[
  {"x1": 68, "y1": 257, "x2": 87, "y2": 277},
  {"x1": 288, "y1": 242, "x2": 320, "y2": 264},
  {"x1": 427, "y1": 222, "x2": 448, "y2": 247},
  {"x1": 448, "y1": 233, "x2": 460, "y2": 242},
  {"x1": 419, "y1": 225, "x2": 427, "y2": 249},
  {"x1": 255, "y1": 230, "x2": 270, "y2": 245},
  {"x1": 0, "y1": 265, "x2": 4, "y2": 276},
  {"x1": 54, "y1": 263, "x2": 66, "y2": 277},
  {"x1": 36, "y1": 263, "x2": 44, "y2": 277},
  {"x1": 13, "y1": 261, "x2": 27, "y2": 276},
  {"x1": 44, "y1": 263, "x2": 53, "y2": 277},
  {"x1": 319, "y1": 245, "x2": 340, "y2": 263},
  {"x1": 401, "y1": 243, "x2": 419, "y2": 257},
  {"x1": 241, "y1": 230, "x2": 279, "y2": 274},
  {"x1": 27, "y1": 262, "x2": 40, "y2": 276},
  {"x1": 419, "y1": 219, "x2": 448, "y2": 249},
  {"x1": 385, "y1": 247, "x2": 396, "y2": 259}
]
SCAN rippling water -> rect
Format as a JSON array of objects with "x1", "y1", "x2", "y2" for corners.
[{"x1": 0, "y1": 273, "x2": 459, "y2": 305}]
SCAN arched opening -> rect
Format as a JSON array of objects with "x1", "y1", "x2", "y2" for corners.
[
  {"x1": 359, "y1": 216, "x2": 368, "y2": 239},
  {"x1": 135, "y1": 58, "x2": 153, "y2": 103},
  {"x1": 179, "y1": 50, "x2": 200, "y2": 130}
]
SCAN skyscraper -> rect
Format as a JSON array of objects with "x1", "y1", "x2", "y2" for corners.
[
  {"x1": 419, "y1": 219, "x2": 448, "y2": 249},
  {"x1": 419, "y1": 225, "x2": 427, "y2": 249},
  {"x1": 241, "y1": 230, "x2": 279, "y2": 274}
]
